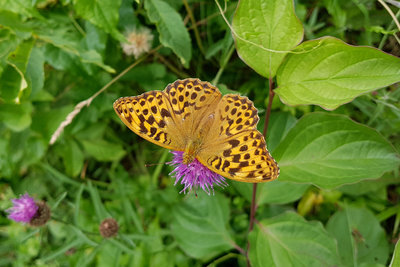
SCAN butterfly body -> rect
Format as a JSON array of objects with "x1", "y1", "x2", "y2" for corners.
[
  {"x1": 183, "y1": 139, "x2": 201, "y2": 164},
  {"x1": 114, "y1": 78, "x2": 279, "y2": 182}
]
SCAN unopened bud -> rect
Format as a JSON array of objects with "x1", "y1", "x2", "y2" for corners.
[{"x1": 99, "y1": 218, "x2": 119, "y2": 238}]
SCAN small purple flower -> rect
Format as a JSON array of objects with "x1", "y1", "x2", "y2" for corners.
[
  {"x1": 167, "y1": 151, "x2": 227, "y2": 195},
  {"x1": 6, "y1": 193, "x2": 38, "y2": 223}
]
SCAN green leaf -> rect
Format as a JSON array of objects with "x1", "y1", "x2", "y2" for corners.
[
  {"x1": 23, "y1": 136, "x2": 47, "y2": 166},
  {"x1": 326, "y1": 205, "x2": 389, "y2": 266},
  {"x1": 267, "y1": 112, "x2": 297, "y2": 152},
  {"x1": 85, "y1": 21, "x2": 107, "y2": 54},
  {"x1": 390, "y1": 240, "x2": 400, "y2": 267},
  {"x1": 171, "y1": 192, "x2": 234, "y2": 260},
  {"x1": 0, "y1": 102, "x2": 32, "y2": 131},
  {"x1": 40, "y1": 163, "x2": 82, "y2": 187},
  {"x1": 41, "y1": 239, "x2": 83, "y2": 262},
  {"x1": 7, "y1": 38, "x2": 34, "y2": 73},
  {"x1": 232, "y1": 0, "x2": 303, "y2": 78},
  {"x1": 0, "y1": 0, "x2": 41, "y2": 18},
  {"x1": 26, "y1": 47, "x2": 45, "y2": 98},
  {"x1": 0, "y1": 27, "x2": 19, "y2": 62},
  {"x1": 233, "y1": 180, "x2": 309, "y2": 205},
  {"x1": 0, "y1": 64, "x2": 23, "y2": 101},
  {"x1": 275, "y1": 37, "x2": 400, "y2": 110},
  {"x1": 249, "y1": 212, "x2": 340, "y2": 266},
  {"x1": 0, "y1": 39, "x2": 34, "y2": 102},
  {"x1": 31, "y1": 105, "x2": 74, "y2": 141},
  {"x1": 87, "y1": 180, "x2": 109, "y2": 220},
  {"x1": 73, "y1": 0, "x2": 124, "y2": 40},
  {"x1": 80, "y1": 139, "x2": 126, "y2": 162},
  {"x1": 145, "y1": 0, "x2": 191, "y2": 67},
  {"x1": 115, "y1": 178, "x2": 144, "y2": 233},
  {"x1": 119, "y1": 0, "x2": 140, "y2": 29},
  {"x1": 80, "y1": 50, "x2": 115, "y2": 73},
  {"x1": 58, "y1": 138, "x2": 84, "y2": 177},
  {"x1": 338, "y1": 175, "x2": 398, "y2": 196},
  {"x1": 273, "y1": 113, "x2": 400, "y2": 188}
]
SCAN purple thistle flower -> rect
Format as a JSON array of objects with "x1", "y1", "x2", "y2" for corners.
[
  {"x1": 167, "y1": 151, "x2": 227, "y2": 195},
  {"x1": 6, "y1": 193, "x2": 38, "y2": 223}
]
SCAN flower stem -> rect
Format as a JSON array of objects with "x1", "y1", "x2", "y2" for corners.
[
  {"x1": 246, "y1": 77, "x2": 275, "y2": 266},
  {"x1": 212, "y1": 44, "x2": 235, "y2": 85},
  {"x1": 183, "y1": 0, "x2": 205, "y2": 55}
]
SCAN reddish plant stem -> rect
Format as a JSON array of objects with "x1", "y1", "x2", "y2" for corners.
[
  {"x1": 263, "y1": 78, "x2": 275, "y2": 138},
  {"x1": 246, "y1": 77, "x2": 275, "y2": 266}
]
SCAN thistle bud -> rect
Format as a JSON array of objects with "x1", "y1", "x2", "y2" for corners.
[{"x1": 99, "y1": 218, "x2": 119, "y2": 238}]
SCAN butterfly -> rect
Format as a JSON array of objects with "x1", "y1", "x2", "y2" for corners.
[{"x1": 113, "y1": 78, "x2": 279, "y2": 182}]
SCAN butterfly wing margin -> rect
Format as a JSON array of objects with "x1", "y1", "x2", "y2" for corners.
[
  {"x1": 113, "y1": 91, "x2": 185, "y2": 151},
  {"x1": 197, "y1": 129, "x2": 279, "y2": 182}
]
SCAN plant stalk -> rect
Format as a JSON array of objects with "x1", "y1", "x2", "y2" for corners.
[
  {"x1": 183, "y1": 0, "x2": 205, "y2": 55},
  {"x1": 246, "y1": 77, "x2": 275, "y2": 266}
]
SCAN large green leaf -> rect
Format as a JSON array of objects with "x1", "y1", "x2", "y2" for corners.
[
  {"x1": 73, "y1": 0, "x2": 123, "y2": 40},
  {"x1": 171, "y1": 192, "x2": 234, "y2": 260},
  {"x1": 232, "y1": 0, "x2": 303, "y2": 78},
  {"x1": 273, "y1": 113, "x2": 400, "y2": 188},
  {"x1": 275, "y1": 37, "x2": 400, "y2": 110},
  {"x1": 326, "y1": 205, "x2": 389, "y2": 266},
  {"x1": 249, "y1": 212, "x2": 340, "y2": 266},
  {"x1": 145, "y1": 0, "x2": 191, "y2": 67}
]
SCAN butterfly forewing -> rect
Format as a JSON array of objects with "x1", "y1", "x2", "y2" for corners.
[
  {"x1": 113, "y1": 91, "x2": 184, "y2": 150},
  {"x1": 164, "y1": 79, "x2": 221, "y2": 139}
]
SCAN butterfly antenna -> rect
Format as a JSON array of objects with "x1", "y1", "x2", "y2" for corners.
[{"x1": 144, "y1": 162, "x2": 166, "y2": 167}]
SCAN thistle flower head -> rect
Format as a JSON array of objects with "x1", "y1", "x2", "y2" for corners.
[
  {"x1": 121, "y1": 27, "x2": 154, "y2": 58},
  {"x1": 167, "y1": 151, "x2": 227, "y2": 195},
  {"x1": 6, "y1": 193, "x2": 38, "y2": 223}
]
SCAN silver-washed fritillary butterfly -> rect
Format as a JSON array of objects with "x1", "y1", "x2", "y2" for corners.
[{"x1": 113, "y1": 78, "x2": 279, "y2": 182}]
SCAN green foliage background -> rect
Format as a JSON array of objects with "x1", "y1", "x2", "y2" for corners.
[{"x1": 0, "y1": 0, "x2": 400, "y2": 266}]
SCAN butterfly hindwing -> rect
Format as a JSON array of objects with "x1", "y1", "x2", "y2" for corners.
[
  {"x1": 198, "y1": 129, "x2": 279, "y2": 182},
  {"x1": 197, "y1": 94, "x2": 279, "y2": 182},
  {"x1": 217, "y1": 94, "x2": 259, "y2": 137}
]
